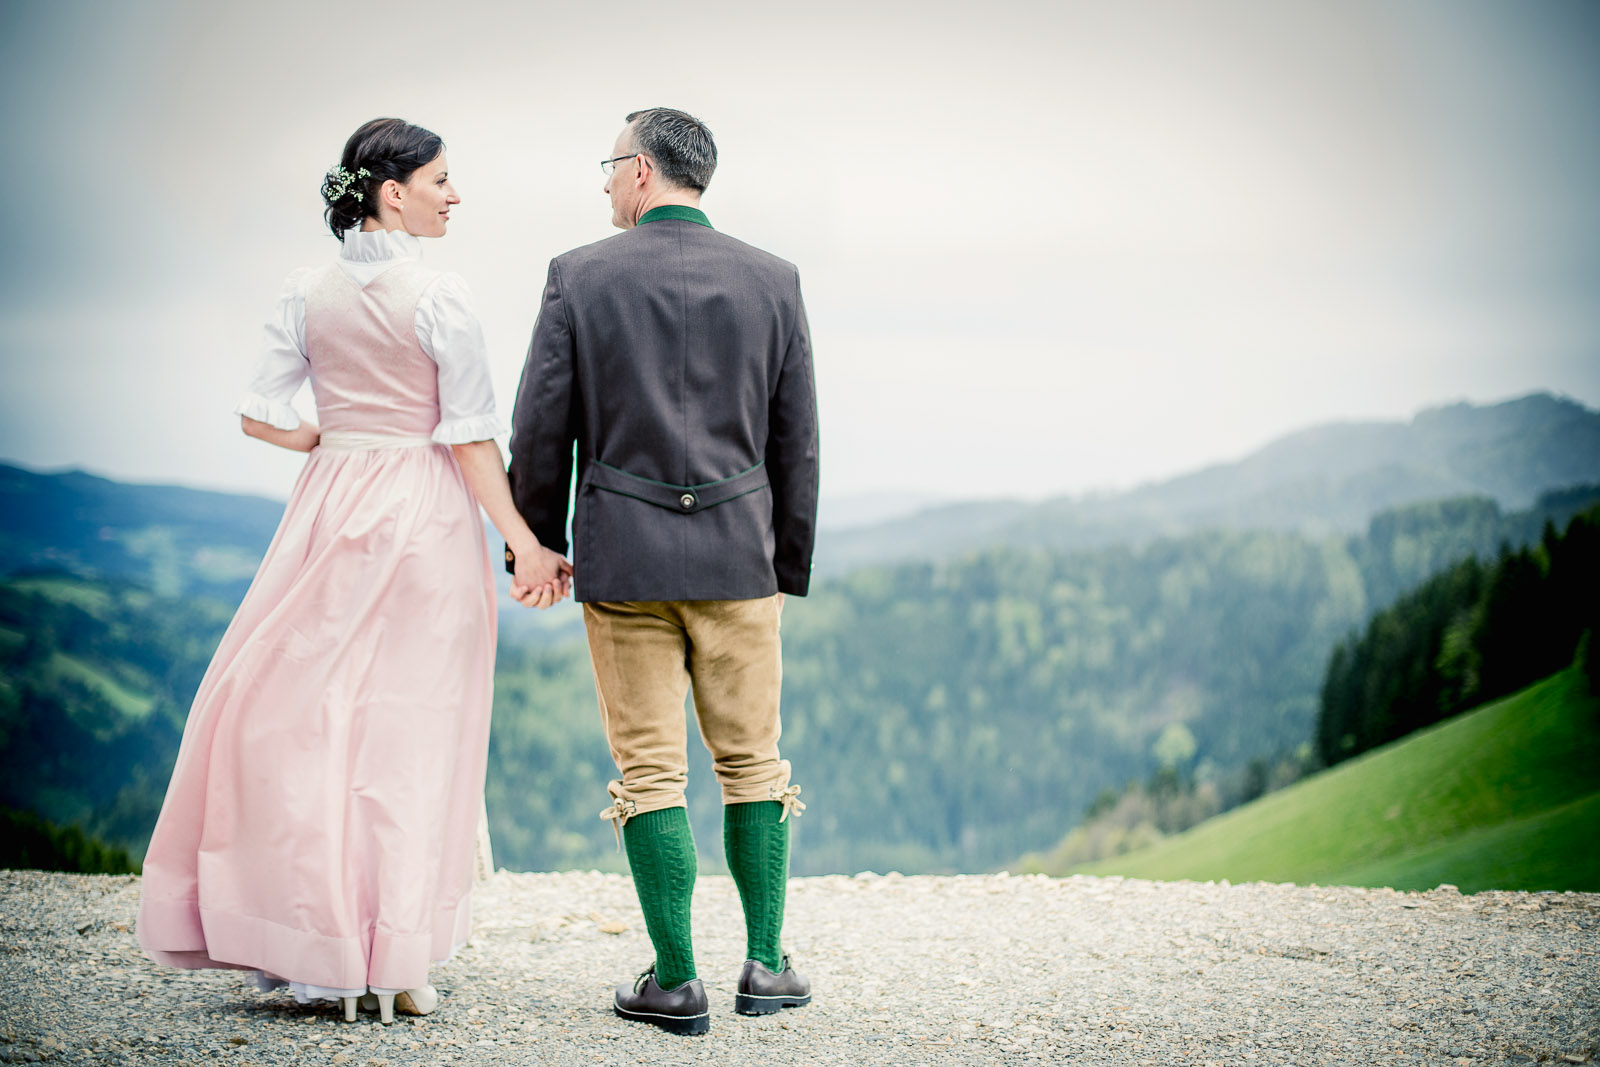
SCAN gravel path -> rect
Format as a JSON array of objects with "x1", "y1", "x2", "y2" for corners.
[{"x1": 1, "y1": 869, "x2": 1595, "y2": 1066}]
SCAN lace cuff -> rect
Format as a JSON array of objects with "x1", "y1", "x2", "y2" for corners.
[
  {"x1": 431, "y1": 413, "x2": 508, "y2": 445},
  {"x1": 234, "y1": 393, "x2": 301, "y2": 431}
]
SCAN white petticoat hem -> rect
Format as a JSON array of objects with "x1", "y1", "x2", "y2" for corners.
[{"x1": 246, "y1": 937, "x2": 463, "y2": 1002}]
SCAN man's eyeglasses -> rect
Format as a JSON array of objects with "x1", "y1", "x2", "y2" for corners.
[{"x1": 601, "y1": 153, "x2": 640, "y2": 176}]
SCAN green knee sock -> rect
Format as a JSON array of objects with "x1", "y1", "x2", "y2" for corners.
[
  {"x1": 622, "y1": 806, "x2": 698, "y2": 990},
  {"x1": 723, "y1": 800, "x2": 789, "y2": 971}
]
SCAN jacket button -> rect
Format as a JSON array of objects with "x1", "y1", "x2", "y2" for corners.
[{"x1": 680, "y1": 493, "x2": 697, "y2": 510}]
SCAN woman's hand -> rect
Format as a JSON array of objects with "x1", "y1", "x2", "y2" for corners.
[
  {"x1": 447, "y1": 439, "x2": 571, "y2": 609},
  {"x1": 242, "y1": 415, "x2": 320, "y2": 452},
  {"x1": 510, "y1": 545, "x2": 573, "y2": 609}
]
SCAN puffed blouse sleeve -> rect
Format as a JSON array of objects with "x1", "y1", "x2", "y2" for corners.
[
  {"x1": 233, "y1": 267, "x2": 312, "y2": 431},
  {"x1": 415, "y1": 272, "x2": 509, "y2": 444}
]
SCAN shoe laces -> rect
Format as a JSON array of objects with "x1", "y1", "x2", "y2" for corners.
[{"x1": 633, "y1": 965, "x2": 656, "y2": 993}]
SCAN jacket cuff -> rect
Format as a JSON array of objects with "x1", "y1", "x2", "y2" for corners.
[{"x1": 776, "y1": 566, "x2": 811, "y2": 597}]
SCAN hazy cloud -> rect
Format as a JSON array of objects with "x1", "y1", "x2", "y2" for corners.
[{"x1": 2, "y1": 0, "x2": 1597, "y2": 501}]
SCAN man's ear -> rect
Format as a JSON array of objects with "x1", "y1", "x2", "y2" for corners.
[{"x1": 634, "y1": 154, "x2": 653, "y2": 187}]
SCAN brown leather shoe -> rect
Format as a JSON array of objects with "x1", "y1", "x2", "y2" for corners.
[
  {"x1": 613, "y1": 966, "x2": 710, "y2": 1035},
  {"x1": 734, "y1": 956, "x2": 812, "y2": 1015}
]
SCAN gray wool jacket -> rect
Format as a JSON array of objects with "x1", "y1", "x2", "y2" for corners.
[{"x1": 507, "y1": 206, "x2": 819, "y2": 602}]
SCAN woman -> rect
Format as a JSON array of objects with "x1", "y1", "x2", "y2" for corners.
[{"x1": 136, "y1": 118, "x2": 567, "y2": 1023}]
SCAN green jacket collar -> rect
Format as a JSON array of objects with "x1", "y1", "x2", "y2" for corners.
[{"x1": 637, "y1": 205, "x2": 713, "y2": 229}]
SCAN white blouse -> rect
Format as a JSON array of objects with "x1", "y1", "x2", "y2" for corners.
[{"x1": 233, "y1": 228, "x2": 508, "y2": 445}]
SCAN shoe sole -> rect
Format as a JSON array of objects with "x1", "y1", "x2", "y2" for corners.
[
  {"x1": 734, "y1": 992, "x2": 812, "y2": 1016},
  {"x1": 614, "y1": 1004, "x2": 711, "y2": 1035}
]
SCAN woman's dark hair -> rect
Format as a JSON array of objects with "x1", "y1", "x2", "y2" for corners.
[{"x1": 321, "y1": 118, "x2": 445, "y2": 237}]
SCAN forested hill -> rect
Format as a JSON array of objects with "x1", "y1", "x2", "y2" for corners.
[
  {"x1": 4, "y1": 393, "x2": 1598, "y2": 874},
  {"x1": 9, "y1": 485, "x2": 1598, "y2": 875},
  {"x1": 756, "y1": 488, "x2": 1600, "y2": 872},
  {"x1": 0, "y1": 464, "x2": 281, "y2": 603},
  {"x1": 1318, "y1": 505, "x2": 1600, "y2": 767},
  {"x1": 818, "y1": 392, "x2": 1600, "y2": 575}
]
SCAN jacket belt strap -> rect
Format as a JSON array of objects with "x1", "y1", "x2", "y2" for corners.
[{"x1": 585, "y1": 460, "x2": 769, "y2": 514}]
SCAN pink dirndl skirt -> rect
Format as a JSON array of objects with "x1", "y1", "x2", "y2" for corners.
[{"x1": 137, "y1": 434, "x2": 496, "y2": 995}]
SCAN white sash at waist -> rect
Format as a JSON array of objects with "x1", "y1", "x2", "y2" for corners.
[{"x1": 318, "y1": 431, "x2": 439, "y2": 452}]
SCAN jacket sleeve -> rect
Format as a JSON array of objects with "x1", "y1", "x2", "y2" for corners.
[
  {"x1": 766, "y1": 270, "x2": 820, "y2": 595},
  {"x1": 508, "y1": 258, "x2": 578, "y2": 558}
]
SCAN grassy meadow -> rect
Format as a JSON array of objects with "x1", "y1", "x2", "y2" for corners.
[{"x1": 1077, "y1": 666, "x2": 1600, "y2": 892}]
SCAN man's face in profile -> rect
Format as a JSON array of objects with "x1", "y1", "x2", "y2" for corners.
[{"x1": 605, "y1": 124, "x2": 641, "y2": 230}]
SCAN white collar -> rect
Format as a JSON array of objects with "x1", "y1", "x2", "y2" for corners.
[{"x1": 340, "y1": 227, "x2": 422, "y2": 264}]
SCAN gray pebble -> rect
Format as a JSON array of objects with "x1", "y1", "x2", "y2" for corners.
[{"x1": 1, "y1": 870, "x2": 1596, "y2": 1065}]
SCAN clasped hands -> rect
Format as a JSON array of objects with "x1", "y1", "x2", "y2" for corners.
[{"x1": 509, "y1": 544, "x2": 574, "y2": 609}]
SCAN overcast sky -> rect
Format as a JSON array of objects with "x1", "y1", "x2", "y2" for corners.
[{"x1": 2, "y1": 0, "x2": 1597, "y2": 510}]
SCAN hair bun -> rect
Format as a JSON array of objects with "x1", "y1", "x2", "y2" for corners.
[
  {"x1": 321, "y1": 118, "x2": 444, "y2": 237},
  {"x1": 321, "y1": 165, "x2": 371, "y2": 205}
]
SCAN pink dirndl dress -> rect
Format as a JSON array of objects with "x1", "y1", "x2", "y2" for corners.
[{"x1": 137, "y1": 230, "x2": 501, "y2": 1000}]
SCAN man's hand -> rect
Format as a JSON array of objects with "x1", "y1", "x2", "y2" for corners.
[{"x1": 509, "y1": 546, "x2": 573, "y2": 610}]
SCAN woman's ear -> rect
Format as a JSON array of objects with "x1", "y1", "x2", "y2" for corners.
[{"x1": 380, "y1": 178, "x2": 404, "y2": 209}]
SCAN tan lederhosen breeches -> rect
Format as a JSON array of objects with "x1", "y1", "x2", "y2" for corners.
[{"x1": 583, "y1": 596, "x2": 798, "y2": 833}]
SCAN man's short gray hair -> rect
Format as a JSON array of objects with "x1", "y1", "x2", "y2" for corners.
[{"x1": 626, "y1": 108, "x2": 717, "y2": 193}]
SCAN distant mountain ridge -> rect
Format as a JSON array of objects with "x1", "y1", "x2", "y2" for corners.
[
  {"x1": 0, "y1": 464, "x2": 281, "y2": 602},
  {"x1": 818, "y1": 392, "x2": 1600, "y2": 574},
  {"x1": 4, "y1": 392, "x2": 1596, "y2": 594}
]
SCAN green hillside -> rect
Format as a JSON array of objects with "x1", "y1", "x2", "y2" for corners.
[
  {"x1": 1076, "y1": 667, "x2": 1600, "y2": 892},
  {"x1": 0, "y1": 574, "x2": 224, "y2": 851}
]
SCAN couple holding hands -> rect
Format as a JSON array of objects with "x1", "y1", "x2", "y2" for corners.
[{"x1": 136, "y1": 108, "x2": 819, "y2": 1037}]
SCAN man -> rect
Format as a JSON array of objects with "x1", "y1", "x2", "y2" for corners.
[{"x1": 507, "y1": 108, "x2": 819, "y2": 1035}]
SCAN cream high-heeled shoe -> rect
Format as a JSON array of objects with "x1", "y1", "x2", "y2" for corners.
[
  {"x1": 346, "y1": 985, "x2": 438, "y2": 1024},
  {"x1": 393, "y1": 986, "x2": 438, "y2": 1017}
]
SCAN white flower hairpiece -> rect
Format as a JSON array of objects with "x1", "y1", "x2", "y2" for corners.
[{"x1": 322, "y1": 164, "x2": 372, "y2": 204}]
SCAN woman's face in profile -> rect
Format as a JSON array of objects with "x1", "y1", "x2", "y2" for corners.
[{"x1": 398, "y1": 153, "x2": 459, "y2": 238}]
